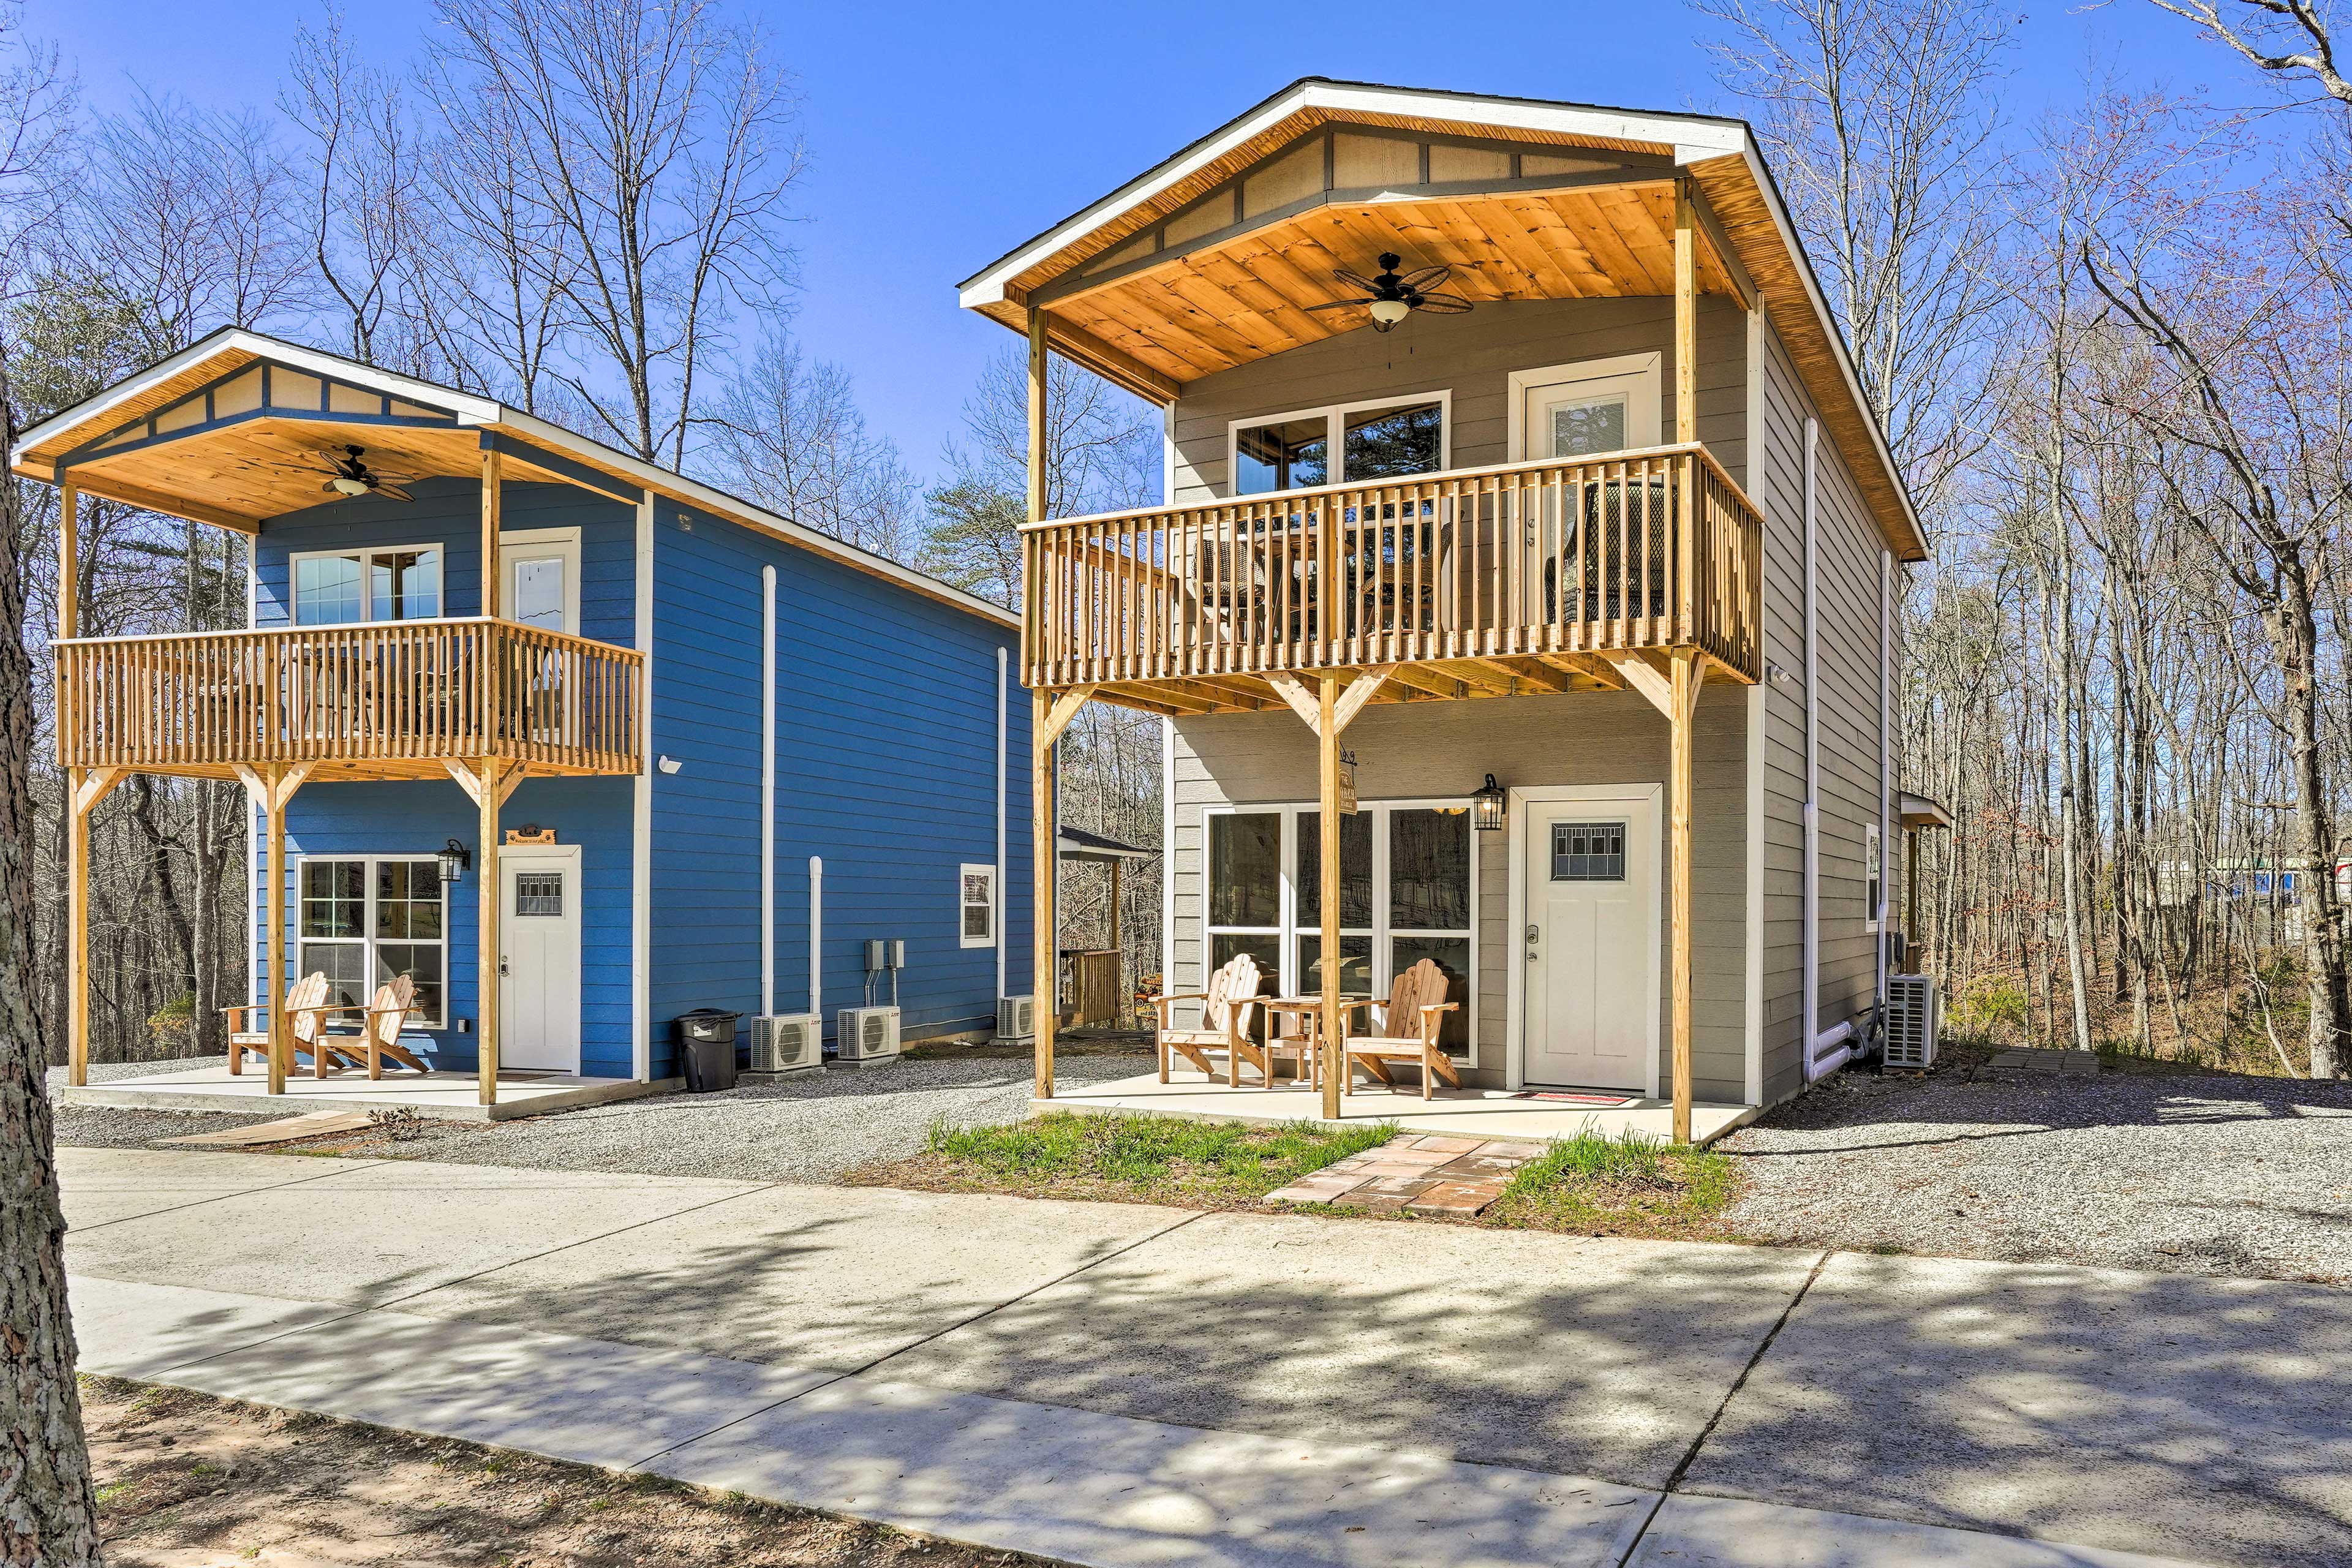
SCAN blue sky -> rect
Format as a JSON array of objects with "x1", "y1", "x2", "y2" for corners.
[{"x1": 48, "y1": 0, "x2": 2230, "y2": 488}]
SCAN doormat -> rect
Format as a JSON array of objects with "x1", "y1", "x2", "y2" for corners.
[{"x1": 1510, "y1": 1091, "x2": 1635, "y2": 1106}]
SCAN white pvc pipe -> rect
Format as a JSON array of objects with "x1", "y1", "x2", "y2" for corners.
[
  {"x1": 1812, "y1": 1020, "x2": 1855, "y2": 1079},
  {"x1": 1878, "y1": 547, "x2": 1893, "y2": 1017},
  {"x1": 761, "y1": 564, "x2": 776, "y2": 1019},
  {"x1": 1803, "y1": 418, "x2": 1824, "y2": 1080},
  {"x1": 809, "y1": 856, "x2": 823, "y2": 1020},
  {"x1": 996, "y1": 645, "x2": 1008, "y2": 1004}
]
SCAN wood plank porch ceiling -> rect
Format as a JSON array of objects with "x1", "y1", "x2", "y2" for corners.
[{"x1": 1038, "y1": 184, "x2": 1741, "y2": 388}]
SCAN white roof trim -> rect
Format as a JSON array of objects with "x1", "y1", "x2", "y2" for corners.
[{"x1": 958, "y1": 79, "x2": 1749, "y2": 310}]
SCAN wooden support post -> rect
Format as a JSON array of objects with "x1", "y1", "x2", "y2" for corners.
[
  {"x1": 1675, "y1": 175, "x2": 1697, "y2": 447},
  {"x1": 59, "y1": 481, "x2": 78, "y2": 640},
  {"x1": 264, "y1": 766, "x2": 288, "y2": 1096},
  {"x1": 1027, "y1": 306, "x2": 1049, "y2": 526},
  {"x1": 481, "y1": 448, "x2": 504, "y2": 620},
  {"x1": 66, "y1": 767, "x2": 88, "y2": 1088},
  {"x1": 1318, "y1": 674, "x2": 1343, "y2": 1121},
  {"x1": 1032, "y1": 687, "x2": 1055, "y2": 1098},
  {"x1": 478, "y1": 761, "x2": 502, "y2": 1106},
  {"x1": 1669, "y1": 647, "x2": 1697, "y2": 1144}
]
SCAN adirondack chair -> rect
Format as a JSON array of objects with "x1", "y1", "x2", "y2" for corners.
[
  {"x1": 222, "y1": 972, "x2": 352, "y2": 1077},
  {"x1": 1154, "y1": 952, "x2": 1267, "y2": 1088},
  {"x1": 323, "y1": 973, "x2": 432, "y2": 1080},
  {"x1": 1341, "y1": 957, "x2": 1463, "y2": 1100}
]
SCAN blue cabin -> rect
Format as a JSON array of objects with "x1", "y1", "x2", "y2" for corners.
[{"x1": 25, "y1": 329, "x2": 1032, "y2": 1101}]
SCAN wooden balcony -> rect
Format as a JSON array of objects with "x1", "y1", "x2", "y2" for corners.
[
  {"x1": 1021, "y1": 443, "x2": 1762, "y2": 712},
  {"x1": 56, "y1": 617, "x2": 643, "y2": 781}
]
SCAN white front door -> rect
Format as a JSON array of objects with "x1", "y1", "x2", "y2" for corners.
[
  {"x1": 499, "y1": 530, "x2": 580, "y2": 634},
  {"x1": 499, "y1": 850, "x2": 581, "y2": 1073},
  {"x1": 1521, "y1": 796, "x2": 1657, "y2": 1090}
]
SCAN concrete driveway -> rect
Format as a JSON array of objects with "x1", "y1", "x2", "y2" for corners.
[{"x1": 62, "y1": 1146, "x2": 2345, "y2": 1568}]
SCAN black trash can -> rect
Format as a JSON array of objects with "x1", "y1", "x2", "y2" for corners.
[{"x1": 674, "y1": 1009, "x2": 742, "y2": 1093}]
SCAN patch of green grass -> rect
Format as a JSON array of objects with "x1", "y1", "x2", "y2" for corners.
[
  {"x1": 919, "y1": 1112, "x2": 1395, "y2": 1203},
  {"x1": 1482, "y1": 1120, "x2": 1736, "y2": 1235}
]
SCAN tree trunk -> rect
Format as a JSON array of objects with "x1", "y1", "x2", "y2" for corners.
[{"x1": 0, "y1": 431, "x2": 100, "y2": 1561}]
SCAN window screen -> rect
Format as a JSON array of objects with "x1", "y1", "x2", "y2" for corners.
[{"x1": 1551, "y1": 821, "x2": 1626, "y2": 881}]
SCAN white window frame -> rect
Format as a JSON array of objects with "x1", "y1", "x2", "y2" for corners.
[
  {"x1": 1225, "y1": 389, "x2": 1453, "y2": 499},
  {"x1": 959, "y1": 862, "x2": 998, "y2": 949},
  {"x1": 288, "y1": 545, "x2": 447, "y2": 626},
  {"x1": 292, "y1": 853, "x2": 449, "y2": 1027},
  {"x1": 1866, "y1": 822, "x2": 1883, "y2": 934},
  {"x1": 1200, "y1": 797, "x2": 1480, "y2": 1067},
  {"x1": 1506, "y1": 352, "x2": 1663, "y2": 462},
  {"x1": 498, "y1": 525, "x2": 582, "y2": 634}
]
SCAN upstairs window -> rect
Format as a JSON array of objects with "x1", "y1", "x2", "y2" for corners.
[
  {"x1": 1231, "y1": 395, "x2": 1447, "y2": 497},
  {"x1": 292, "y1": 547, "x2": 442, "y2": 625}
]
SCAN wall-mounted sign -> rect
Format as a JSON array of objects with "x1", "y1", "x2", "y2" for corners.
[
  {"x1": 505, "y1": 826, "x2": 557, "y2": 845},
  {"x1": 1338, "y1": 748, "x2": 1358, "y2": 816}
]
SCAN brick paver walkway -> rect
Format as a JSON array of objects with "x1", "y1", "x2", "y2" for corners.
[
  {"x1": 1975, "y1": 1046, "x2": 2104, "y2": 1083},
  {"x1": 1264, "y1": 1133, "x2": 1547, "y2": 1216}
]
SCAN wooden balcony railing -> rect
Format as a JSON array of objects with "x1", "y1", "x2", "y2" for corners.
[
  {"x1": 1022, "y1": 442, "x2": 1763, "y2": 691},
  {"x1": 56, "y1": 618, "x2": 643, "y2": 777}
]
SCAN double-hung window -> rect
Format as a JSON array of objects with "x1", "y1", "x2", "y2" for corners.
[
  {"x1": 960, "y1": 864, "x2": 998, "y2": 948},
  {"x1": 1202, "y1": 800, "x2": 1476, "y2": 1060},
  {"x1": 297, "y1": 856, "x2": 447, "y2": 1025},
  {"x1": 1231, "y1": 394, "x2": 1449, "y2": 497},
  {"x1": 291, "y1": 547, "x2": 443, "y2": 625}
]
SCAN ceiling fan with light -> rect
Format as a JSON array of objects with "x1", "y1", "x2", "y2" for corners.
[
  {"x1": 300, "y1": 445, "x2": 415, "y2": 503},
  {"x1": 1308, "y1": 252, "x2": 1472, "y2": 333}
]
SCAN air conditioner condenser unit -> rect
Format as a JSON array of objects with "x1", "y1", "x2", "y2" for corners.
[
  {"x1": 834, "y1": 1005, "x2": 902, "y2": 1068},
  {"x1": 1883, "y1": 973, "x2": 1940, "y2": 1071},
  {"x1": 995, "y1": 995, "x2": 1036, "y2": 1043},
  {"x1": 747, "y1": 1014, "x2": 822, "y2": 1075}
]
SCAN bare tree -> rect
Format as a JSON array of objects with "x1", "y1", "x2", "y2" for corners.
[
  {"x1": 2150, "y1": 1, "x2": 2352, "y2": 103},
  {"x1": 0, "y1": 4, "x2": 99, "y2": 1558},
  {"x1": 705, "y1": 334, "x2": 919, "y2": 560},
  {"x1": 282, "y1": 4, "x2": 422, "y2": 364},
  {"x1": 1696, "y1": 0, "x2": 2012, "y2": 516},
  {"x1": 422, "y1": 0, "x2": 804, "y2": 466}
]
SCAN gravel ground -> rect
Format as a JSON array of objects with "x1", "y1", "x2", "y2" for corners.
[
  {"x1": 47, "y1": 1049, "x2": 1155, "y2": 1183},
  {"x1": 1719, "y1": 1058, "x2": 2352, "y2": 1285}
]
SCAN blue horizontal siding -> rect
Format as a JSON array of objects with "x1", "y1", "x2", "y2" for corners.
[
  {"x1": 254, "y1": 777, "x2": 635, "y2": 1077},
  {"x1": 649, "y1": 500, "x2": 1028, "y2": 1068}
]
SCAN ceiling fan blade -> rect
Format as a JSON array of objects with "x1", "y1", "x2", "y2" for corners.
[
  {"x1": 374, "y1": 484, "x2": 415, "y2": 504},
  {"x1": 1413, "y1": 293, "x2": 1474, "y2": 314},
  {"x1": 320, "y1": 480, "x2": 342, "y2": 494},
  {"x1": 1305, "y1": 299, "x2": 1367, "y2": 312},
  {"x1": 1331, "y1": 269, "x2": 1381, "y2": 294},
  {"x1": 1396, "y1": 265, "x2": 1453, "y2": 293}
]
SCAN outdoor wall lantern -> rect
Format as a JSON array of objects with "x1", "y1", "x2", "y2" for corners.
[
  {"x1": 1472, "y1": 774, "x2": 1507, "y2": 832},
  {"x1": 438, "y1": 839, "x2": 471, "y2": 885}
]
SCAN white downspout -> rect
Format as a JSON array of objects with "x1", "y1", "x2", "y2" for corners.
[
  {"x1": 1803, "y1": 418, "x2": 1833, "y2": 1080},
  {"x1": 761, "y1": 564, "x2": 776, "y2": 1018},
  {"x1": 809, "y1": 856, "x2": 823, "y2": 1023},
  {"x1": 996, "y1": 645, "x2": 1008, "y2": 1004},
  {"x1": 1878, "y1": 548, "x2": 1893, "y2": 1019}
]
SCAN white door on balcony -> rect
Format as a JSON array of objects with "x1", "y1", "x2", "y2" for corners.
[
  {"x1": 498, "y1": 527, "x2": 581, "y2": 634},
  {"x1": 1519, "y1": 790, "x2": 1658, "y2": 1093},
  {"x1": 1511, "y1": 355, "x2": 1664, "y2": 627},
  {"x1": 499, "y1": 848, "x2": 581, "y2": 1074}
]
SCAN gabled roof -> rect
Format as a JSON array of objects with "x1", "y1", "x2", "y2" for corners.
[
  {"x1": 1058, "y1": 823, "x2": 1156, "y2": 863},
  {"x1": 12, "y1": 327, "x2": 1018, "y2": 628},
  {"x1": 957, "y1": 78, "x2": 1925, "y2": 563}
]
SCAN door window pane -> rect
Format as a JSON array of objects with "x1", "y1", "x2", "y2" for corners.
[
  {"x1": 1389, "y1": 935, "x2": 1471, "y2": 1054},
  {"x1": 1295, "y1": 810, "x2": 1373, "y2": 928},
  {"x1": 371, "y1": 549, "x2": 441, "y2": 620},
  {"x1": 295, "y1": 555, "x2": 364, "y2": 625},
  {"x1": 1389, "y1": 808, "x2": 1470, "y2": 930},
  {"x1": 513, "y1": 556, "x2": 566, "y2": 630},
  {"x1": 1297, "y1": 934, "x2": 1374, "y2": 1000},
  {"x1": 1207, "y1": 813, "x2": 1281, "y2": 929},
  {"x1": 514, "y1": 872, "x2": 564, "y2": 916},
  {"x1": 1548, "y1": 393, "x2": 1628, "y2": 458},
  {"x1": 1343, "y1": 402, "x2": 1442, "y2": 481},
  {"x1": 1551, "y1": 821, "x2": 1626, "y2": 881},
  {"x1": 1235, "y1": 417, "x2": 1329, "y2": 496}
]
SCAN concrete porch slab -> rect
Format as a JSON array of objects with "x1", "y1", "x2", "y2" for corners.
[
  {"x1": 58, "y1": 1060, "x2": 679, "y2": 1121},
  {"x1": 1036, "y1": 1068, "x2": 1759, "y2": 1146},
  {"x1": 1629, "y1": 1493, "x2": 2217, "y2": 1567}
]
